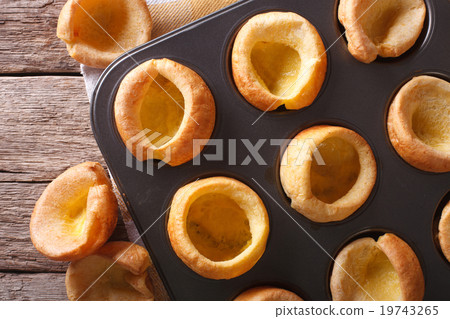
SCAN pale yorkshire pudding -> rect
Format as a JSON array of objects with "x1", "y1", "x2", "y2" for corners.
[
  {"x1": 30, "y1": 162, "x2": 118, "y2": 261},
  {"x1": 438, "y1": 201, "x2": 450, "y2": 263},
  {"x1": 57, "y1": 0, "x2": 152, "y2": 69},
  {"x1": 280, "y1": 125, "x2": 376, "y2": 223},
  {"x1": 232, "y1": 11, "x2": 327, "y2": 111},
  {"x1": 66, "y1": 241, "x2": 154, "y2": 301},
  {"x1": 338, "y1": 0, "x2": 426, "y2": 63},
  {"x1": 388, "y1": 76, "x2": 450, "y2": 173},
  {"x1": 330, "y1": 233, "x2": 424, "y2": 301},
  {"x1": 115, "y1": 58, "x2": 215, "y2": 166},
  {"x1": 167, "y1": 177, "x2": 269, "y2": 280},
  {"x1": 234, "y1": 286, "x2": 303, "y2": 301}
]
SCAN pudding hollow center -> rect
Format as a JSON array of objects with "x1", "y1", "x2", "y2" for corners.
[
  {"x1": 411, "y1": 87, "x2": 450, "y2": 152},
  {"x1": 359, "y1": 0, "x2": 405, "y2": 45},
  {"x1": 251, "y1": 41, "x2": 301, "y2": 96},
  {"x1": 360, "y1": 248, "x2": 402, "y2": 301},
  {"x1": 139, "y1": 74, "x2": 185, "y2": 148},
  {"x1": 72, "y1": 0, "x2": 132, "y2": 52},
  {"x1": 310, "y1": 137, "x2": 360, "y2": 204},
  {"x1": 187, "y1": 193, "x2": 252, "y2": 262},
  {"x1": 61, "y1": 190, "x2": 88, "y2": 236}
]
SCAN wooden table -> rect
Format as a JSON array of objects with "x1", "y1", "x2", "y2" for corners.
[{"x1": 0, "y1": 0, "x2": 168, "y2": 300}]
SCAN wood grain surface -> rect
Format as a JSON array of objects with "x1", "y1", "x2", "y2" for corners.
[
  {"x1": 0, "y1": 0, "x2": 172, "y2": 301},
  {"x1": 0, "y1": 272, "x2": 67, "y2": 301},
  {"x1": 0, "y1": 0, "x2": 79, "y2": 73},
  {"x1": 0, "y1": 76, "x2": 103, "y2": 182},
  {"x1": 0, "y1": 76, "x2": 169, "y2": 300}
]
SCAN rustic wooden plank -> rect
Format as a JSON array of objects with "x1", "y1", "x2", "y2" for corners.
[
  {"x1": 0, "y1": 76, "x2": 104, "y2": 182},
  {"x1": 0, "y1": 0, "x2": 79, "y2": 73},
  {"x1": 0, "y1": 182, "x2": 68, "y2": 273},
  {"x1": 0, "y1": 76, "x2": 169, "y2": 299},
  {"x1": 0, "y1": 76, "x2": 127, "y2": 272},
  {"x1": 0, "y1": 272, "x2": 67, "y2": 301},
  {"x1": 0, "y1": 270, "x2": 168, "y2": 301},
  {"x1": 0, "y1": 76, "x2": 98, "y2": 272}
]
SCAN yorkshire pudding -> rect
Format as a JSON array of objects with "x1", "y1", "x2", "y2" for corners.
[
  {"x1": 280, "y1": 125, "x2": 376, "y2": 223},
  {"x1": 234, "y1": 286, "x2": 303, "y2": 301},
  {"x1": 388, "y1": 76, "x2": 450, "y2": 173},
  {"x1": 115, "y1": 58, "x2": 216, "y2": 166},
  {"x1": 167, "y1": 177, "x2": 269, "y2": 279},
  {"x1": 232, "y1": 11, "x2": 327, "y2": 111},
  {"x1": 438, "y1": 201, "x2": 450, "y2": 263},
  {"x1": 338, "y1": 0, "x2": 426, "y2": 63},
  {"x1": 57, "y1": 0, "x2": 152, "y2": 69},
  {"x1": 66, "y1": 241, "x2": 154, "y2": 301},
  {"x1": 30, "y1": 162, "x2": 118, "y2": 261},
  {"x1": 330, "y1": 233, "x2": 424, "y2": 301}
]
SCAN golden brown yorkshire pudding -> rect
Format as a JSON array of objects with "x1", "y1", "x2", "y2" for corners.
[
  {"x1": 57, "y1": 0, "x2": 152, "y2": 69},
  {"x1": 338, "y1": 0, "x2": 426, "y2": 63},
  {"x1": 388, "y1": 76, "x2": 450, "y2": 173},
  {"x1": 280, "y1": 125, "x2": 376, "y2": 223},
  {"x1": 115, "y1": 58, "x2": 215, "y2": 166},
  {"x1": 66, "y1": 241, "x2": 154, "y2": 301},
  {"x1": 330, "y1": 233, "x2": 424, "y2": 301},
  {"x1": 234, "y1": 286, "x2": 303, "y2": 301},
  {"x1": 30, "y1": 162, "x2": 118, "y2": 261},
  {"x1": 167, "y1": 177, "x2": 269, "y2": 280},
  {"x1": 232, "y1": 11, "x2": 327, "y2": 111},
  {"x1": 438, "y1": 201, "x2": 450, "y2": 263}
]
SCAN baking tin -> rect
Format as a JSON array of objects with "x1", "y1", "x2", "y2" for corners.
[{"x1": 91, "y1": 0, "x2": 450, "y2": 300}]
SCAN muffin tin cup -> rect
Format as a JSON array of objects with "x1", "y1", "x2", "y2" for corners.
[{"x1": 91, "y1": 0, "x2": 450, "y2": 300}]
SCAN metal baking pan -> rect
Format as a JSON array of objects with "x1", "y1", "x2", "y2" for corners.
[{"x1": 91, "y1": 0, "x2": 450, "y2": 300}]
